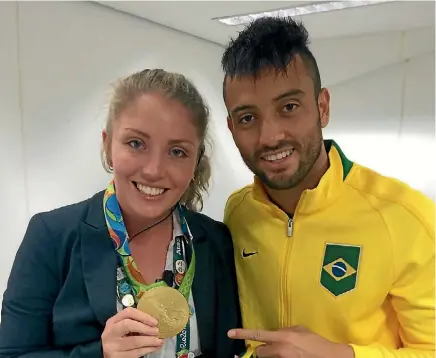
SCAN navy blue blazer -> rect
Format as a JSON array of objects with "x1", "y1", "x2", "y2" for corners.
[{"x1": 0, "y1": 191, "x2": 244, "y2": 357}]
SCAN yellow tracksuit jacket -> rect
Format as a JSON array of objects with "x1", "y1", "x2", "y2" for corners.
[{"x1": 224, "y1": 140, "x2": 435, "y2": 358}]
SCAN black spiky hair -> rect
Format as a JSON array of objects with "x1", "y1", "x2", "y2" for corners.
[{"x1": 221, "y1": 16, "x2": 321, "y2": 97}]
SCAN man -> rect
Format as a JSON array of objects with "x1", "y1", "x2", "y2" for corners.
[{"x1": 221, "y1": 16, "x2": 435, "y2": 358}]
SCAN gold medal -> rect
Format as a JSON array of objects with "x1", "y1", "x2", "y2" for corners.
[{"x1": 137, "y1": 286, "x2": 190, "y2": 339}]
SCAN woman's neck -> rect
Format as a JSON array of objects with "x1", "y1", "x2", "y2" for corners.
[
  {"x1": 129, "y1": 218, "x2": 173, "y2": 249},
  {"x1": 126, "y1": 213, "x2": 174, "y2": 285},
  {"x1": 123, "y1": 209, "x2": 173, "y2": 240}
]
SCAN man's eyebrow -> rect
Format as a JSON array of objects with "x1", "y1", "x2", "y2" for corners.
[
  {"x1": 231, "y1": 104, "x2": 255, "y2": 116},
  {"x1": 273, "y1": 89, "x2": 305, "y2": 102},
  {"x1": 231, "y1": 89, "x2": 305, "y2": 116}
]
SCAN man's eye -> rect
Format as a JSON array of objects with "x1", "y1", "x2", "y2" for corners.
[
  {"x1": 239, "y1": 115, "x2": 254, "y2": 124},
  {"x1": 283, "y1": 103, "x2": 297, "y2": 112}
]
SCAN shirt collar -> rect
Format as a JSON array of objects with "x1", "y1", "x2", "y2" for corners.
[{"x1": 172, "y1": 209, "x2": 184, "y2": 237}]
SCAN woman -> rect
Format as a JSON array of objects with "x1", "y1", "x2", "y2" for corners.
[{"x1": 0, "y1": 69, "x2": 245, "y2": 358}]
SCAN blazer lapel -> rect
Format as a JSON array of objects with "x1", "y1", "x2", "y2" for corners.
[
  {"x1": 187, "y1": 212, "x2": 216, "y2": 354},
  {"x1": 80, "y1": 191, "x2": 117, "y2": 327}
]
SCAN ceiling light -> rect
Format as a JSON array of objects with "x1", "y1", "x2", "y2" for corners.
[{"x1": 214, "y1": 1, "x2": 395, "y2": 26}]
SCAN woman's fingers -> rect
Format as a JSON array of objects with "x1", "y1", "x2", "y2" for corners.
[
  {"x1": 108, "y1": 307, "x2": 158, "y2": 327},
  {"x1": 120, "y1": 335, "x2": 164, "y2": 351},
  {"x1": 114, "y1": 318, "x2": 159, "y2": 337}
]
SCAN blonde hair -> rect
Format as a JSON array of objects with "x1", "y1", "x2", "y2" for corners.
[{"x1": 102, "y1": 69, "x2": 211, "y2": 212}]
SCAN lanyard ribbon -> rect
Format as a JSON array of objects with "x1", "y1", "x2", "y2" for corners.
[{"x1": 103, "y1": 181, "x2": 195, "y2": 357}]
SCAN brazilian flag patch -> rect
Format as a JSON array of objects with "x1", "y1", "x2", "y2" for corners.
[{"x1": 320, "y1": 243, "x2": 361, "y2": 297}]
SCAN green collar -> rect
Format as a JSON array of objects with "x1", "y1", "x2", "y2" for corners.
[{"x1": 325, "y1": 139, "x2": 353, "y2": 180}]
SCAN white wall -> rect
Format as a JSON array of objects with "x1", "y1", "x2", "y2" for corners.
[
  {"x1": 0, "y1": 1, "x2": 434, "y2": 302},
  {"x1": 0, "y1": 2, "x2": 29, "y2": 299},
  {"x1": 313, "y1": 27, "x2": 435, "y2": 198}
]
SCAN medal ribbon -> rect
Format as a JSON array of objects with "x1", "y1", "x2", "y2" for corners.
[{"x1": 103, "y1": 181, "x2": 195, "y2": 357}]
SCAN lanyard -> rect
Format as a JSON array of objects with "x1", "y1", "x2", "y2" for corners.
[{"x1": 103, "y1": 181, "x2": 195, "y2": 357}]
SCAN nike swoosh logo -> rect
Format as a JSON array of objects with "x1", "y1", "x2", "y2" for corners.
[{"x1": 242, "y1": 249, "x2": 258, "y2": 258}]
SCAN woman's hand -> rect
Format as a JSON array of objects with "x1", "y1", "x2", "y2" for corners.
[{"x1": 102, "y1": 307, "x2": 164, "y2": 358}]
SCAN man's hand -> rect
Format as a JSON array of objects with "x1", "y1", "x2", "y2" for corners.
[{"x1": 228, "y1": 326, "x2": 354, "y2": 358}]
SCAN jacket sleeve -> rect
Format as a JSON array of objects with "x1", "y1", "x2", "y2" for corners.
[
  {"x1": 0, "y1": 342, "x2": 102, "y2": 358},
  {"x1": 0, "y1": 214, "x2": 102, "y2": 358},
  {"x1": 351, "y1": 202, "x2": 435, "y2": 358}
]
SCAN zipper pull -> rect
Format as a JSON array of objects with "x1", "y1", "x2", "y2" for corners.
[{"x1": 287, "y1": 218, "x2": 293, "y2": 237}]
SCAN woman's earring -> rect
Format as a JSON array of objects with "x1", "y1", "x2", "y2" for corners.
[{"x1": 106, "y1": 153, "x2": 113, "y2": 171}]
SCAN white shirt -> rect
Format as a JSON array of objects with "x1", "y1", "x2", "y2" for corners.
[{"x1": 116, "y1": 211, "x2": 201, "y2": 358}]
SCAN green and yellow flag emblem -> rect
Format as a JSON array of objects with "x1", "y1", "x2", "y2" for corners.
[{"x1": 320, "y1": 243, "x2": 361, "y2": 296}]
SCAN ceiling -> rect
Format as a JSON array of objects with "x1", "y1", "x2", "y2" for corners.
[{"x1": 97, "y1": 1, "x2": 435, "y2": 46}]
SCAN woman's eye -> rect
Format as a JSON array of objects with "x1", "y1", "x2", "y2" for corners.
[
  {"x1": 239, "y1": 114, "x2": 254, "y2": 124},
  {"x1": 171, "y1": 148, "x2": 186, "y2": 157},
  {"x1": 128, "y1": 140, "x2": 143, "y2": 149}
]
